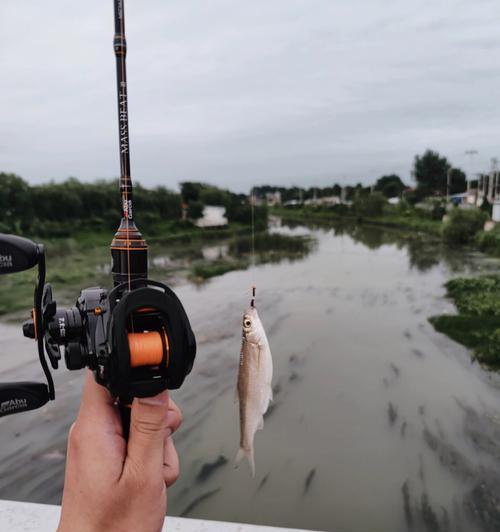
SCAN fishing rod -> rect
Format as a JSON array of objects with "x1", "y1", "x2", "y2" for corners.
[
  {"x1": 111, "y1": 0, "x2": 147, "y2": 287},
  {"x1": 0, "y1": 0, "x2": 196, "y2": 435}
]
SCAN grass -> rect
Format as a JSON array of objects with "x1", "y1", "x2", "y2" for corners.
[
  {"x1": 0, "y1": 225, "x2": 316, "y2": 313},
  {"x1": 188, "y1": 232, "x2": 315, "y2": 281},
  {"x1": 273, "y1": 206, "x2": 442, "y2": 237},
  {"x1": 430, "y1": 276, "x2": 500, "y2": 369},
  {"x1": 190, "y1": 259, "x2": 248, "y2": 281}
]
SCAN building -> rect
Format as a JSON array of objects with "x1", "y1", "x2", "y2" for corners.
[
  {"x1": 265, "y1": 191, "x2": 282, "y2": 206},
  {"x1": 195, "y1": 205, "x2": 228, "y2": 228}
]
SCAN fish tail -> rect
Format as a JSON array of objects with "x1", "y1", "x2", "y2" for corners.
[{"x1": 235, "y1": 447, "x2": 256, "y2": 477}]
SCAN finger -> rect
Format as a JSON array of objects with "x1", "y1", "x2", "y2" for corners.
[
  {"x1": 163, "y1": 435, "x2": 180, "y2": 487},
  {"x1": 166, "y1": 399, "x2": 183, "y2": 434},
  {"x1": 126, "y1": 390, "x2": 170, "y2": 477},
  {"x1": 77, "y1": 370, "x2": 118, "y2": 428}
]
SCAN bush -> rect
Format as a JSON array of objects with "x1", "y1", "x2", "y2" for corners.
[
  {"x1": 445, "y1": 276, "x2": 500, "y2": 316},
  {"x1": 187, "y1": 200, "x2": 204, "y2": 220},
  {"x1": 353, "y1": 192, "x2": 387, "y2": 217},
  {"x1": 477, "y1": 226, "x2": 500, "y2": 256},
  {"x1": 442, "y1": 208, "x2": 487, "y2": 245}
]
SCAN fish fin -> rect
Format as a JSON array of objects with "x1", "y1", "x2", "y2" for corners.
[
  {"x1": 235, "y1": 448, "x2": 246, "y2": 467},
  {"x1": 235, "y1": 447, "x2": 256, "y2": 477}
]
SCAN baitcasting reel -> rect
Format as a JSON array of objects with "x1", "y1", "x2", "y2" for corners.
[
  {"x1": 0, "y1": 233, "x2": 196, "y2": 427},
  {"x1": 0, "y1": 0, "x2": 196, "y2": 431}
]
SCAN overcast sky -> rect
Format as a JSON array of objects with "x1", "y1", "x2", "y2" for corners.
[{"x1": 0, "y1": 0, "x2": 499, "y2": 192}]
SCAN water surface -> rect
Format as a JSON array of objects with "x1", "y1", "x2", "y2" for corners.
[{"x1": 1, "y1": 222, "x2": 500, "y2": 532}]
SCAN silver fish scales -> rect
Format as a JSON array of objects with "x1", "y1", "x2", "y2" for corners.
[{"x1": 235, "y1": 305, "x2": 273, "y2": 476}]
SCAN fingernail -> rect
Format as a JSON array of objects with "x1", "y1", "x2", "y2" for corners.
[
  {"x1": 138, "y1": 390, "x2": 169, "y2": 407},
  {"x1": 165, "y1": 427, "x2": 173, "y2": 438}
]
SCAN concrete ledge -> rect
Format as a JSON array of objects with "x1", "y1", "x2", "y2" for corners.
[{"x1": 0, "y1": 500, "x2": 318, "y2": 532}]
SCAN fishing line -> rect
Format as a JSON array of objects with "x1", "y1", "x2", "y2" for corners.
[
  {"x1": 250, "y1": 187, "x2": 256, "y2": 308},
  {"x1": 251, "y1": 186, "x2": 256, "y2": 266}
]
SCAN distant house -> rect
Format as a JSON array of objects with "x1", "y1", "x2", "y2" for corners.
[
  {"x1": 304, "y1": 196, "x2": 341, "y2": 207},
  {"x1": 265, "y1": 191, "x2": 282, "y2": 206},
  {"x1": 195, "y1": 205, "x2": 228, "y2": 228},
  {"x1": 283, "y1": 199, "x2": 303, "y2": 207}
]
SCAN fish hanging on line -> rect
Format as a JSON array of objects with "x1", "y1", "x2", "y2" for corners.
[{"x1": 235, "y1": 287, "x2": 273, "y2": 477}]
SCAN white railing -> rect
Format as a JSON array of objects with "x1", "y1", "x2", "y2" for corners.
[{"x1": 0, "y1": 500, "x2": 320, "y2": 532}]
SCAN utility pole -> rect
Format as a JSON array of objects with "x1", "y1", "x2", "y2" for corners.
[
  {"x1": 490, "y1": 158, "x2": 498, "y2": 203},
  {"x1": 446, "y1": 167, "x2": 452, "y2": 203},
  {"x1": 464, "y1": 150, "x2": 478, "y2": 203}
]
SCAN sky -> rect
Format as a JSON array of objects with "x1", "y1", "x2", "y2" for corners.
[{"x1": 0, "y1": 0, "x2": 499, "y2": 193}]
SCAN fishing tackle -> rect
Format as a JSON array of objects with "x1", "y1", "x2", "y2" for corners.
[{"x1": 0, "y1": 0, "x2": 196, "y2": 434}]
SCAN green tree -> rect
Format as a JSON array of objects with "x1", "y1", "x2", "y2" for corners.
[
  {"x1": 413, "y1": 150, "x2": 466, "y2": 196},
  {"x1": 448, "y1": 168, "x2": 467, "y2": 195},
  {"x1": 198, "y1": 186, "x2": 231, "y2": 207},
  {"x1": 374, "y1": 174, "x2": 406, "y2": 198},
  {"x1": 180, "y1": 182, "x2": 204, "y2": 203},
  {"x1": 187, "y1": 200, "x2": 204, "y2": 220},
  {"x1": 413, "y1": 150, "x2": 449, "y2": 195},
  {"x1": 0, "y1": 173, "x2": 33, "y2": 231}
]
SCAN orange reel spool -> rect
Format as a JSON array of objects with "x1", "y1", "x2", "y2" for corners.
[{"x1": 128, "y1": 330, "x2": 170, "y2": 368}]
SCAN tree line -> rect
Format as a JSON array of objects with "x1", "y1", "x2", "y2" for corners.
[
  {"x1": 0, "y1": 173, "x2": 267, "y2": 236},
  {"x1": 253, "y1": 149, "x2": 468, "y2": 203},
  {"x1": 0, "y1": 149, "x2": 471, "y2": 236}
]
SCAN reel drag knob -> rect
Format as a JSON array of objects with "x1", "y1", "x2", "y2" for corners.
[{"x1": 65, "y1": 342, "x2": 88, "y2": 371}]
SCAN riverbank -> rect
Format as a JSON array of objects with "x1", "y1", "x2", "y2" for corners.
[
  {"x1": 430, "y1": 276, "x2": 500, "y2": 370},
  {"x1": 274, "y1": 207, "x2": 500, "y2": 373},
  {"x1": 272, "y1": 206, "x2": 442, "y2": 237},
  {"x1": 0, "y1": 223, "x2": 314, "y2": 315},
  {"x1": 3, "y1": 222, "x2": 500, "y2": 531}
]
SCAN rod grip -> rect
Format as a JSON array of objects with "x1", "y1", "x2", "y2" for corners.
[
  {"x1": 0, "y1": 382, "x2": 49, "y2": 418},
  {"x1": 118, "y1": 398, "x2": 132, "y2": 440}
]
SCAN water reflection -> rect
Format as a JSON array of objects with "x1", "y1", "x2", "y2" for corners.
[
  {"x1": 285, "y1": 217, "x2": 496, "y2": 275},
  {"x1": 3, "y1": 220, "x2": 500, "y2": 532}
]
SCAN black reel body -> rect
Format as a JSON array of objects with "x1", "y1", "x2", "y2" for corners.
[
  {"x1": 23, "y1": 277, "x2": 196, "y2": 400},
  {"x1": 0, "y1": 0, "x2": 197, "y2": 423},
  {"x1": 106, "y1": 280, "x2": 196, "y2": 398},
  {"x1": 0, "y1": 233, "x2": 196, "y2": 419}
]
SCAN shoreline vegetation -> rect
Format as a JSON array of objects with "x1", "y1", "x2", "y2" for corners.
[
  {"x1": 275, "y1": 205, "x2": 500, "y2": 370},
  {"x1": 430, "y1": 277, "x2": 500, "y2": 370},
  {"x1": 0, "y1": 223, "x2": 315, "y2": 316},
  {"x1": 1, "y1": 146, "x2": 500, "y2": 368}
]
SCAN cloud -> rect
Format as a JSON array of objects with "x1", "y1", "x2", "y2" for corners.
[{"x1": 0, "y1": 0, "x2": 498, "y2": 192}]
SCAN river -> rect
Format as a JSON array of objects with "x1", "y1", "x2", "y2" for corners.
[{"x1": 1, "y1": 220, "x2": 500, "y2": 532}]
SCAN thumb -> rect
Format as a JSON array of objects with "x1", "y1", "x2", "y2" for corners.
[{"x1": 126, "y1": 390, "x2": 171, "y2": 476}]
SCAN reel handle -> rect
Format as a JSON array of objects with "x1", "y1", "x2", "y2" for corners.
[{"x1": 0, "y1": 382, "x2": 49, "y2": 418}]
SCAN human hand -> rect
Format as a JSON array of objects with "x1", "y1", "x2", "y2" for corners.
[{"x1": 57, "y1": 370, "x2": 182, "y2": 532}]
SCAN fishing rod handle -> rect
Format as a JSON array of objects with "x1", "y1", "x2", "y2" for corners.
[
  {"x1": 0, "y1": 382, "x2": 49, "y2": 418},
  {"x1": 118, "y1": 397, "x2": 132, "y2": 440}
]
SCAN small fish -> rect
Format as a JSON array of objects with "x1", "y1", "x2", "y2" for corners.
[
  {"x1": 236, "y1": 305, "x2": 273, "y2": 477},
  {"x1": 196, "y1": 455, "x2": 228, "y2": 483},
  {"x1": 304, "y1": 468, "x2": 316, "y2": 494}
]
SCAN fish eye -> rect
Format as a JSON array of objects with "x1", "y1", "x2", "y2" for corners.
[{"x1": 244, "y1": 319, "x2": 252, "y2": 328}]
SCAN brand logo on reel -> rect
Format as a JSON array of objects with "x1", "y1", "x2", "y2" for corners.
[
  {"x1": 0, "y1": 254, "x2": 13, "y2": 268},
  {"x1": 0, "y1": 398, "x2": 28, "y2": 414},
  {"x1": 59, "y1": 317, "x2": 66, "y2": 338}
]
